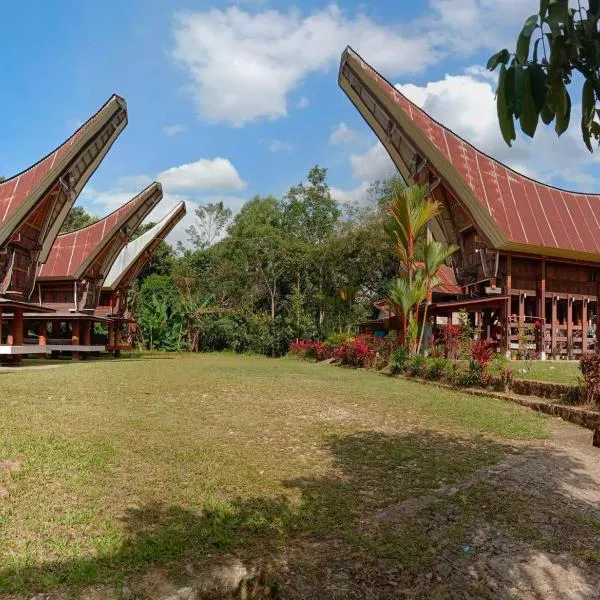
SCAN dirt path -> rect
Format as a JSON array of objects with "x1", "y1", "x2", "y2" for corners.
[{"x1": 367, "y1": 420, "x2": 600, "y2": 600}]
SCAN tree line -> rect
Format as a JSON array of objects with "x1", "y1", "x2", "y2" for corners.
[{"x1": 71, "y1": 166, "x2": 404, "y2": 354}]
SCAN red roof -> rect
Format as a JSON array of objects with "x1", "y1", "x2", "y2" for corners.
[
  {"x1": 0, "y1": 95, "x2": 127, "y2": 250},
  {"x1": 339, "y1": 48, "x2": 600, "y2": 261},
  {"x1": 432, "y1": 263, "x2": 461, "y2": 295},
  {"x1": 38, "y1": 182, "x2": 162, "y2": 280}
]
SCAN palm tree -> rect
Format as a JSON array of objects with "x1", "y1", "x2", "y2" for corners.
[
  {"x1": 385, "y1": 184, "x2": 441, "y2": 282},
  {"x1": 416, "y1": 240, "x2": 460, "y2": 354},
  {"x1": 388, "y1": 272, "x2": 427, "y2": 349}
]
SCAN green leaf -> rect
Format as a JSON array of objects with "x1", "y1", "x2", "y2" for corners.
[
  {"x1": 519, "y1": 70, "x2": 540, "y2": 138},
  {"x1": 497, "y1": 65, "x2": 516, "y2": 146},
  {"x1": 548, "y1": 0, "x2": 568, "y2": 25},
  {"x1": 590, "y1": 0, "x2": 600, "y2": 16},
  {"x1": 581, "y1": 79, "x2": 596, "y2": 152},
  {"x1": 516, "y1": 14, "x2": 540, "y2": 63},
  {"x1": 539, "y1": 0, "x2": 550, "y2": 19},
  {"x1": 487, "y1": 49, "x2": 510, "y2": 71},
  {"x1": 541, "y1": 101, "x2": 555, "y2": 125},
  {"x1": 514, "y1": 66, "x2": 526, "y2": 117},
  {"x1": 555, "y1": 83, "x2": 571, "y2": 137},
  {"x1": 529, "y1": 64, "x2": 547, "y2": 112}
]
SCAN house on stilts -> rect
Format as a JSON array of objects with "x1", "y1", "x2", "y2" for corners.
[{"x1": 340, "y1": 47, "x2": 600, "y2": 359}]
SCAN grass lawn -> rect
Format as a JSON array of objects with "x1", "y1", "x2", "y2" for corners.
[
  {"x1": 504, "y1": 360, "x2": 580, "y2": 384},
  {"x1": 0, "y1": 353, "x2": 595, "y2": 598}
]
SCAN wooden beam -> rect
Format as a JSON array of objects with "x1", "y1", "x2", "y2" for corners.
[
  {"x1": 551, "y1": 295, "x2": 557, "y2": 359},
  {"x1": 567, "y1": 296, "x2": 573, "y2": 359},
  {"x1": 538, "y1": 260, "x2": 546, "y2": 356},
  {"x1": 71, "y1": 319, "x2": 80, "y2": 361},
  {"x1": 39, "y1": 320, "x2": 47, "y2": 346},
  {"x1": 582, "y1": 299, "x2": 588, "y2": 355}
]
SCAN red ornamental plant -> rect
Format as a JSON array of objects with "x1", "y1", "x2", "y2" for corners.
[
  {"x1": 289, "y1": 340, "x2": 333, "y2": 361},
  {"x1": 471, "y1": 339, "x2": 495, "y2": 371},
  {"x1": 440, "y1": 324, "x2": 461, "y2": 359},
  {"x1": 335, "y1": 334, "x2": 377, "y2": 368}
]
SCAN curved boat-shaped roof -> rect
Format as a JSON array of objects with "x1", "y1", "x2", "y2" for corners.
[
  {"x1": 38, "y1": 182, "x2": 162, "y2": 280},
  {"x1": 104, "y1": 201, "x2": 186, "y2": 291},
  {"x1": 339, "y1": 47, "x2": 600, "y2": 262},
  {"x1": 0, "y1": 95, "x2": 127, "y2": 257}
]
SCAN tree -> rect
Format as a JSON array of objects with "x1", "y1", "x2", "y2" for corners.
[
  {"x1": 488, "y1": 1, "x2": 600, "y2": 150},
  {"x1": 226, "y1": 196, "x2": 290, "y2": 321},
  {"x1": 385, "y1": 184, "x2": 457, "y2": 352},
  {"x1": 60, "y1": 206, "x2": 98, "y2": 233},
  {"x1": 186, "y1": 201, "x2": 232, "y2": 249}
]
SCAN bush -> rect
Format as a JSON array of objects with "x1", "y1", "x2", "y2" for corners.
[
  {"x1": 335, "y1": 335, "x2": 376, "y2": 368},
  {"x1": 324, "y1": 332, "x2": 353, "y2": 349},
  {"x1": 390, "y1": 346, "x2": 409, "y2": 373},
  {"x1": 471, "y1": 339, "x2": 495, "y2": 372},
  {"x1": 579, "y1": 354, "x2": 600, "y2": 405},
  {"x1": 458, "y1": 361, "x2": 483, "y2": 387},
  {"x1": 425, "y1": 357, "x2": 452, "y2": 380},
  {"x1": 406, "y1": 355, "x2": 427, "y2": 377}
]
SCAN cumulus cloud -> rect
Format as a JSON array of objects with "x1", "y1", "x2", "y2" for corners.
[
  {"x1": 396, "y1": 70, "x2": 600, "y2": 190},
  {"x1": 163, "y1": 124, "x2": 186, "y2": 136},
  {"x1": 79, "y1": 157, "x2": 248, "y2": 246},
  {"x1": 157, "y1": 157, "x2": 246, "y2": 192},
  {"x1": 171, "y1": 5, "x2": 437, "y2": 126},
  {"x1": 329, "y1": 122, "x2": 359, "y2": 145}
]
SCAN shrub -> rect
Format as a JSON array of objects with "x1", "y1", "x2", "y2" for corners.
[
  {"x1": 406, "y1": 355, "x2": 427, "y2": 377},
  {"x1": 390, "y1": 346, "x2": 409, "y2": 373},
  {"x1": 289, "y1": 340, "x2": 334, "y2": 361},
  {"x1": 426, "y1": 357, "x2": 452, "y2": 380},
  {"x1": 439, "y1": 324, "x2": 461, "y2": 359},
  {"x1": 579, "y1": 354, "x2": 600, "y2": 405},
  {"x1": 471, "y1": 339, "x2": 495, "y2": 372},
  {"x1": 458, "y1": 361, "x2": 483, "y2": 387},
  {"x1": 324, "y1": 332, "x2": 353, "y2": 349},
  {"x1": 335, "y1": 335, "x2": 376, "y2": 368}
]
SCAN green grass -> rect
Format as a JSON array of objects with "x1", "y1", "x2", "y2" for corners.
[
  {"x1": 0, "y1": 353, "x2": 565, "y2": 597},
  {"x1": 489, "y1": 359, "x2": 581, "y2": 384}
]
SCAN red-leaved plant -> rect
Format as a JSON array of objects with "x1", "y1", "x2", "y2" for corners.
[{"x1": 471, "y1": 339, "x2": 495, "y2": 372}]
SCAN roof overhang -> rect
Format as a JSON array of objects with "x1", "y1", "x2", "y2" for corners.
[
  {"x1": 338, "y1": 48, "x2": 507, "y2": 251},
  {"x1": 0, "y1": 95, "x2": 128, "y2": 257},
  {"x1": 103, "y1": 201, "x2": 186, "y2": 291}
]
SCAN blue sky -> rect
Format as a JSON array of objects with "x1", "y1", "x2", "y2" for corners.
[{"x1": 1, "y1": 0, "x2": 597, "y2": 245}]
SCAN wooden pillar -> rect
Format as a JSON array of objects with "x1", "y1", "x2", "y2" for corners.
[
  {"x1": 115, "y1": 322, "x2": 122, "y2": 357},
  {"x1": 38, "y1": 320, "x2": 47, "y2": 346},
  {"x1": 551, "y1": 295, "x2": 557, "y2": 359},
  {"x1": 0, "y1": 310, "x2": 3, "y2": 345},
  {"x1": 13, "y1": 309, "x2": 23, "y2": 345},
  {"x1": 567, "y1": 296, "x2": 573, "y2": 359},
  {"x1": 71, "y1": 319, "x2": 80, "y2": 361},
  {"x1": 107, "y1": 321, "x2": 114, "y2": 348},
  {"x1": 582, "y1": 299, "x2": 588, "y2": 355},
  {"x1": 538, "y1": 260, "x2": 546, "y2": 358},
  {"x1": 504, "y1": 256, "x2": 512, "y2": 358},
  {"x1": 81, "y1": 320, "x2": 91, "y2": 345}
]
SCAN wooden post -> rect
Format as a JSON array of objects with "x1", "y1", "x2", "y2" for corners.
[
  {"x1": 12, "y1": 309, "x2": 24, "y2": 345},
  {"x1": 81, "y1": 320, "x2": 91, "y2": 346},
  {"x1": 582, "y1": 299, "x2": 588, "y2": 355},
  {"x1": 504, "y1": 256, "x2": 512, "y2": 358},
  {"x1": 567, "y1": 296, "x2": 573, "y2": 359},
  {"x1": 71, "y1": 319, "x2": 80, "y2": 361},
  {"x1": 538, "y1": 260, "x2": 546, "y2": 358},
  {"x1": 551, "y1": 295, "x2": 557, "y2": 359},
  {"x1": 107, "y1": 321, "x2": 114, "y2": 348},
  {"x1": 39, "y1": 320, "x2": 47, "y2": 345},
  {"x1": 114, "y1": 321, "x2": 122, "y2": 357},
  {"x1": 0, "y1": 310, "x2": 3, "y2": 345}
]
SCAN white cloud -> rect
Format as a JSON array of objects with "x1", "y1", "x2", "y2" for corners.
[
  {"x1": 297, "y1": 96, "x2": 310, "y2": 109},
  {"x1": 330, "y1": 182, "x2": 371, "y2": 205},
  {"x1": 266, "y1": 139, "x2": 293, "y2": 153},
  {"x1": 395, "y1": 69, "x2": 599, "y2": 190},
  {"x1": 349, "y1": 142, "x2": 396, "y2": 183},
  {"x1": 157, "y1": 157, "x2": 246, "y2": 192},
  {"x1": 171, "y1": 5, "x2": 437, "y2": 126},
  {"x1": 329, "y1": 122, "x2": 358, "y2": 145},
  {"x1": 163, "y1": 124, "x2": 186, "y2": 136}
]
